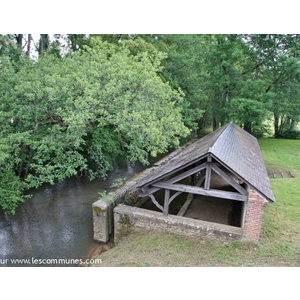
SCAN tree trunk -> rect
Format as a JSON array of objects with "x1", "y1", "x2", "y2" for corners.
[
  {"x1": 290, "y1": 118, "x2": 295, "y2": 131},
  {"x1": 16, "y1": 34, "x2": 23, "y2": 48},
  {"x1": 39, "y1": 34, "x2": 49, "y2": 55},
  {"x1": 24, "y1": 146, "x2": 32, "y2": 180},
  {"x1": 279, "y1": 116, "x2": 285, "y2": 136},
  {"x1": 274, "y1": 114, "x2": 279, "y2": 138},
  {"x1": 243, "y1": 121, "x2": 252, "y2": 134},
  {"x1": 26, "y1": 34, "x2": 32, "y2": 57},
  {"x1": 197, "y1": 117, "x2": 205, "y2": 136},
  {"x1": 212, "y1": 116, "x2": 218, "y2": 131},
  {"x1": 18, "y1": 142, "x2": 24, "y2": 177}
]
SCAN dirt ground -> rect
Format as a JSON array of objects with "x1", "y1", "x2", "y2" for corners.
[
  {"x1": 183, "y1": 170, "x2": 243, "y2": 226},
  {"x1": 184, "y1": 196, "x2": 233, "y2": 225}
]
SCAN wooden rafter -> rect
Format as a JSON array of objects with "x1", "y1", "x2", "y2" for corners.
[
  {"x1": 151, "y1": 182, "x2": 247, "y2": 202},
  {"x1": 211, "y1": 163, "x2": 247, "y2": 195},
  {"x1": 140, "y1": 156, "x2": 250, "y2": 217},
  {"x1": 139, "y1": 162, "x2": 207, "y2": 197}
]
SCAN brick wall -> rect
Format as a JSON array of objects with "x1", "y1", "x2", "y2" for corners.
[{"x1": 243, "y1": 189, "x2": 268, "y2": 241}]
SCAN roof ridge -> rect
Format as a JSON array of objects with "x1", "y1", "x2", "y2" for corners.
[{"x1": 209, "y1": 122, "x2": 232, "y2": 153}]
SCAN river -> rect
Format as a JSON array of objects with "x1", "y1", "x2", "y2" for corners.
[{"x1": 0, "y1": 161, "x2": 146, "y2": 267}]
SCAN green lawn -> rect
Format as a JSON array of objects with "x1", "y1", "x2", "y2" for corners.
[{"x1": 95, "y1": 139, "x2": 300, "y2": 267}]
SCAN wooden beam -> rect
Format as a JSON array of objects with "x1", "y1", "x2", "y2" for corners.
[
  {"x1": 163, "y1": 189, "x2": 170, "y2": 216},
  {"x1": 166, "y1": 162, "x2": 207, "y2": 184},
  {"x1": 177, "y1": 174, "x2": 206, "y2": 216},
  {"x1": 151, "y1": 182, "x2": 248, "y2": 202},
  {"x1": 149, "y1": 194, "x2": 163, "y2": 212},
  {"x1": 139, "y1": 162, "x2": 207, "y2": 197},
  {"x1": 168, "y1": 191, "x2": 182, "y2": 205},
  {"x1": 177, "y1": 196, "x2": 193, "y2": 217},
  {"x1": 211, "y1": 163, "x2": 247, "y2": 195},
  {"x1": 204, "y1": 163, "x2": 211, "y2": 190}
]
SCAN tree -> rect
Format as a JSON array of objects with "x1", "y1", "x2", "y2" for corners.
[
  {"x1": 244, "y1": 34, "x2": 300, "y2": 137},
  {"x1": 230, "y1": 98, "x2": 268, "y2": 136},
  {"x1": 0, "y1": 37, "x2": 190, "y2": 213}
]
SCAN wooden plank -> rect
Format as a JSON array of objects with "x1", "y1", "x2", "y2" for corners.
[
  {"x1": 151, "y1": 182, "x2": 248, "y2": 202},
  {"x1": 211, "y1": 163, "x2": 247, "y2": 195},
  {"x1": 163, "y1": 189, "x2": 170, "y2": 216},
  {"x1": 204, "y1": 163, "x2": 211, "y2": 190},
  {"x1": 139, "y1": 162, "x2": 207, "y2": 197}
]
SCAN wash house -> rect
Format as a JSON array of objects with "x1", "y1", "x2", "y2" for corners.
[{"x1": 93, "y1": 123, "x2": 275, "y2": 242}]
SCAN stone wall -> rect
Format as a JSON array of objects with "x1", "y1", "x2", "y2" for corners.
[
  {"x1": 243, "y1": 189, "x2": 268, "y2": 241},
  {"x1": 114, "y1": 205, "x2": 243, "y2": 243}
]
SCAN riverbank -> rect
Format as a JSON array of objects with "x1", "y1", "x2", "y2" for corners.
[{"x1": 92, "y1": 138, "x2": 300, "y2": 267}]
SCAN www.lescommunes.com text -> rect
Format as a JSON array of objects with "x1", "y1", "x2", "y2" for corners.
[{"x1": 0, "y1": 257, "x2": 101, "y2": 265}]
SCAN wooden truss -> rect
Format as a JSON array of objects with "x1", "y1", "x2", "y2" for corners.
[{"x1": 139, "y1": 155, "x2": 248, "y2": 216}]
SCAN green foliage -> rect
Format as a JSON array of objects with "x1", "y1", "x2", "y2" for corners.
[
  {"x1": 98, "y1": 191, "x2": 107, "y2": 198},
  {"x1": 0, "y1": 168, "x2": 28, "y2": 214},
  {"x1": 0, "y1": 36, "x2": 189, "y2": 213},
  {"x1": 278, "y1": 129, "x2": 300, "y2": 139},
  {"x1": 86, "y1": 127, "x2": 123, "y2": 180},
  {"x1": 110, "y1": 177, "x2": 126, "y2": 189},
  {"x1": 230, "y1": 98, "x2": 268, "y2": 137},
  {"x1": 157, "y1": 35, "x2": 207, "y2": 129}
]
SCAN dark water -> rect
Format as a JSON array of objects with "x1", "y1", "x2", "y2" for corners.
[{"x1": 0, "y1": 162, "x2": 146, "y2": 267}]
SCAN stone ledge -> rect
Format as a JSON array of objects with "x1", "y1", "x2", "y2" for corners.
[{"x1": 114, "y1": 205, "x2": 243, "y2": 243}]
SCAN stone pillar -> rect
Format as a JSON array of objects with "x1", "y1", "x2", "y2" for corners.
[
  {"x1": 92, "y1": 198, "x2": 112, "y2": 243},
  {"x1": 243, "y1": 189, "x2": 268, "y2": 241}
]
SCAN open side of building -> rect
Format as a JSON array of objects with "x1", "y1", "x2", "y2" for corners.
[{"x1": 93, "y1": 123, "x2": 275, "y2": 243}]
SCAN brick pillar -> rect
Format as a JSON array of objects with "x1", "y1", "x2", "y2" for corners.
[{"x1": 243, "y1": 189, "x2": 267, "y2": 241}]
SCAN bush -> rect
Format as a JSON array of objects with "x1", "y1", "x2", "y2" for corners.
[
  {"x1": 278, "y1": 130, "x2": 300, "y2": 140},
  {"x1": 0, "y1": 168, "x2": 28, "y2": 214}
]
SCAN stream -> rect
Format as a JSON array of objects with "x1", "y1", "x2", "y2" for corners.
[{"x1": 0, "y1": 161, "x2": 146, "y2": 267}]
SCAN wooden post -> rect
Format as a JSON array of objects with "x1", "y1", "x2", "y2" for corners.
[
  {"x1": 204, "y1": 156, "x2": 212, "y2": 190},
  {"x1": 163, "y1": 189, "x2": 170, "y2": 216}
]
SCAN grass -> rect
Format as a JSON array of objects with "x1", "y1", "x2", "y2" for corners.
[{"x1": 94, "y1": 139, "x2": 300, "y2": 267}]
